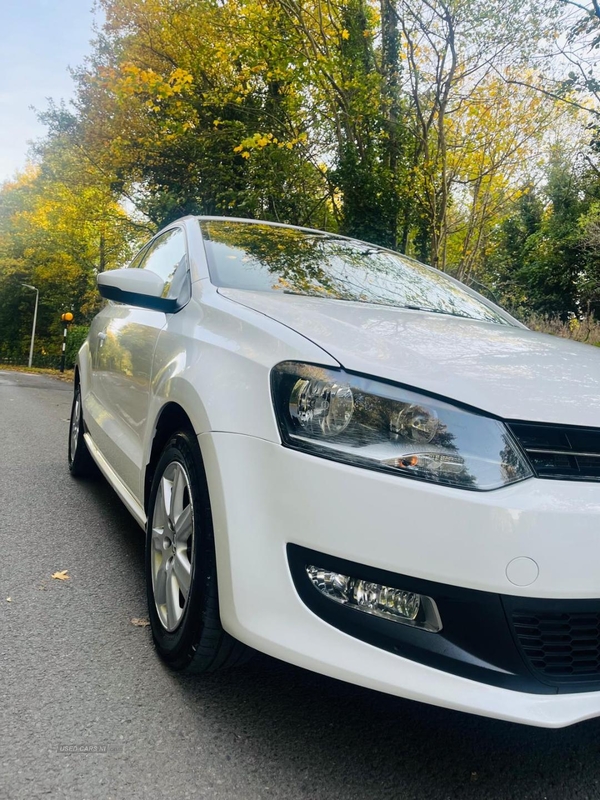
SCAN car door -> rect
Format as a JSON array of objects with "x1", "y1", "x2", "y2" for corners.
[
  {"x1": 92, "y1": 227, "x2": 189, "y2": 499},
  {"x1": 83, "y1": 243, "x2": 150, "y2": 463}
]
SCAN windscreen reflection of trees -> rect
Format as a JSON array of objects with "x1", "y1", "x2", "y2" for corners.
[{"x1": 201, "y1": 222, "x2": 510, "y2": 324}]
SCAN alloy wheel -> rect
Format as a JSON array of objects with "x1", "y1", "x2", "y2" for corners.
[
  {"x1": 150, "y1": 461, "x2": 195, "y2": 632},
  {"x1": 69, "y1": 390, "x2": 80, "y2": 462}
]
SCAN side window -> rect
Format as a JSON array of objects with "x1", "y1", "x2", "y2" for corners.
[
  {"x1": 138, "y1": 228, "x2": 188, "y2": 298},
  {"x1": 128, "y1": 245, "x2": 150, "y2": 271}
]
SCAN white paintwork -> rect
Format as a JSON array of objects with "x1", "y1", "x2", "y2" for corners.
[
  {"x1": 200, "y1": 431, "x2": 600, "y2": 728},
  {"x1": 202, "y1": 433, "x2": 600, "y2": 602},
  {"x1": 219, "y1": 288, "x2": 600, "y2": 427},
  {"x1": 83, "y1": 432, "x2": 146, "y2": 528},
  {"x1": 97, "y1": 267, "x2": 166, "y2": 298},
  {"x1": 76, "y1": 215, "x2": 600, "y2": 728},
  {"x1": 506, "y1": 557, "x2": 540, "y2": 587}
]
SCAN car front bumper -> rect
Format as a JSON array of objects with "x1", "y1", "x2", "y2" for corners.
[{"x1": 200, "y1": 430, "x2": 600, "y2": 728}]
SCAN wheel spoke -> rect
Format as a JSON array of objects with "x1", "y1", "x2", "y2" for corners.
[
  {"x1": 174, "y1": 505, "x2": 192, "y2": 544},
  {"x1": 154, "y1": 556, "x2": 169, "y2": 606},
  {"x1": 151, "y1": 526, "x2": 165, "y2": 552},
  {"x1": 172, "y1": 550, "x2": 191, "y2": 597},
  {"x1": 170, "y1": 464, "x2": 185, "y2": 522},
  {"x1": 157, "y1": 476, "x2": 172, "y2": 527},
  {"x1": 165, "y1": 566, "x2": 180, "y2": 629}
]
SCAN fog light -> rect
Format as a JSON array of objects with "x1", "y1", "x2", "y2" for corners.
[{"x1": 306, "y1": 565, "x2": 442, "y2": 632}]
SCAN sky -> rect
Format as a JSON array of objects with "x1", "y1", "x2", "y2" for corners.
[{"x1": 0, "y1": 0, "x2": 98, "y2": 182}]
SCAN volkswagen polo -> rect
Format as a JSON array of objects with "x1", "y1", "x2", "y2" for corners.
[{"x1": 68, "y1": 216, "x2": 600, "y2": 727}]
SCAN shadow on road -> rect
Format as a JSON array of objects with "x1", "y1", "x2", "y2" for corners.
[{"x1": 170, "y1": 654, "x2": 600, "y2": 798}]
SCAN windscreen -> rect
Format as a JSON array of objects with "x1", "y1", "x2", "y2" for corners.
[{"x1": 199, "y1": 220, "x2": 514, "y2": 325}]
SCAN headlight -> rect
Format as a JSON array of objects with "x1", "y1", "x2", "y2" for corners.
[{"x1": 271, "y1": 362, "x2": 533, "y2": 491}]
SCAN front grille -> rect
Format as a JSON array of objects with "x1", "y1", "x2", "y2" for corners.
[
  {"x1": 508, "y1": 421, "x2": 600, "y2": 481},
  {"x1": 512, "y1": 610, "x2": 600, "y2": 680}
]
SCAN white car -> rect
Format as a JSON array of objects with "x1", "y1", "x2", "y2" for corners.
[{"x1": 69, "y1": 216, "x2": 600, "y2": 728}]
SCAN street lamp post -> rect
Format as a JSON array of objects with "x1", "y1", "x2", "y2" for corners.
[{"x1": 21, "y1": 284, "x2": 39, "y2": 368}]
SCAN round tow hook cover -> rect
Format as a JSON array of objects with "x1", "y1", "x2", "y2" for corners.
[{"x1": 506, "y1": 557, "x2": 539, "y2": 587}]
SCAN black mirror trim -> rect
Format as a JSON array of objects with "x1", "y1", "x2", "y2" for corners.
[{"x1": 98, "y1": 283, "x2": 180, "y2": 313}]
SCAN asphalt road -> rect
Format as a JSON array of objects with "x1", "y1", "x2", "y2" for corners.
[{"x1": 2, "y1": 370, "x2": 600, "y2": 800}]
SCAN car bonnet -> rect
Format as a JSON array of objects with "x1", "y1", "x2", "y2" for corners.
[{"x1": 219, "y1": 288, "x2": 600, "y2": 427}]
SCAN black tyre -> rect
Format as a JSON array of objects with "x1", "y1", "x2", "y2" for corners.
[
  {"x1": 145, "y1": 429, "x2": 252, "y2": 672},
  {"x1": 68, "y1": 384, "x2": 98, "y2": 478}
]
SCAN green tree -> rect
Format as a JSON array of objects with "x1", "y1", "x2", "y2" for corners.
[
  {"x1": 0, "y1": 127, "x2": 141, "y2": 361},
  {"x1": 485, "y1": 150, "x2": 600, "y2": 317}
]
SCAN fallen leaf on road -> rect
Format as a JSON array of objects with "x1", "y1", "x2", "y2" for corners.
[
  {"x1": 131, "y1": 618, "x2": 150, "y2": 627},
  {"x1": 51, "y1": 570, "x2": 70, "y2": 581}
]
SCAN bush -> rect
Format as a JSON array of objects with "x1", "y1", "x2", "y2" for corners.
[
  {"x1": 524, "y1": 314, "x2": 600, "y2": 346},
  {"x1": 64, "y1": 325, "x2": 90, "y2": 367}
]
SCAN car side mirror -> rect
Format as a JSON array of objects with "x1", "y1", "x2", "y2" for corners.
[{"x1": 97, "y1": 268, "x2": 178, "y2": 313}]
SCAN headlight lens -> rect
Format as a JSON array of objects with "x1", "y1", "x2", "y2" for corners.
[
  {"x1": 271, "y1": 362, "x2": 533, "y2": 491},
  {"x1": 289, "y1": 377, "x2": 354, "y2": 436}
]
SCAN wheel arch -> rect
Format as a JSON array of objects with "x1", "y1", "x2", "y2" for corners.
[{"x1": 144, "y1": 402, "x2": 197, "y2": 513}]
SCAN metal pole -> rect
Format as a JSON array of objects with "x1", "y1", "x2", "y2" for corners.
[
  {"x1": 60, "y1": 325, "x2": 67, "y2": 373},
  {"x1": 28, "y1": 289, "x2": 39, "y2": 368},
  {"x1": 21, "y1": 284, "x2": 39, "y2": 368}
]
